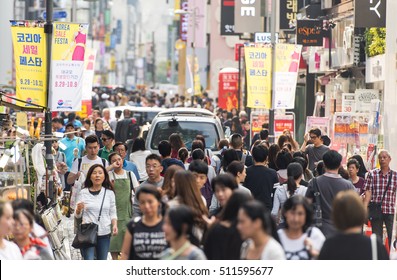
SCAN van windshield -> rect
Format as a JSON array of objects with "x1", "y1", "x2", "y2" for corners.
[
  {"x1": 132, "y1": 111, "x2": 159, "y2": 126},
  {"x1": 150, "y1": 121, "x2": 219, "y2": 151}
]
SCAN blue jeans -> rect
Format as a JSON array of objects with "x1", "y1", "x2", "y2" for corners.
[{"x1": 81, "y1": 235, "x2": 111, "y2": 260}]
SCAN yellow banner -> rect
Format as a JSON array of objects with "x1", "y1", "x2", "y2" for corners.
[
  {"x1": 11, "y1": 23, "x2": 47, "y2": 108},
  {"x1": 245, "y1": 47, "x2": 272, "y2": 109}
]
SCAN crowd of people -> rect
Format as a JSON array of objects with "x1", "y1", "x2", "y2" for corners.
[{"x1": 1, "y1": 100, "x2": 396, "y2": 260}]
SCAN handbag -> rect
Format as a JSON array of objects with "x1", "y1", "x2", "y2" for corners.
[
  {"x1": 72, "y1": 189, "x2": 107, "y2": 249},
  {"x1": 368, "y1": 172, "x2": 392, "y2": 221},
  {"x1": 312, "y1": 178, "x2": 322, "y2": 228}
]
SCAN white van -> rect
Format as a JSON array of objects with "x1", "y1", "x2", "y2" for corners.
[{"x1": 145, "y1": 108, "x2": 225, "y2": 154}]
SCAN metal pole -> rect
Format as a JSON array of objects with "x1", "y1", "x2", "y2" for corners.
[
  {"x1": 269, "y1": 0, "x2": 277, "y2": 144},
  {"x1": 191, "y1": 8, "x2": 196, "y2": 107},
  {"x1": 170, "y1": 25, "x2": 176, "y2": 84},
  {"x1": 44, "y1": 0, "x2": 54, "y2": 203},
  {"x1": 71, "y1": 0, "x2": 77, "y2": 22}
]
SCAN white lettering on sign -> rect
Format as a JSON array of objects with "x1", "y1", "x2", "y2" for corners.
[
  {"x1": 240, "y1": 0, "x2": 256, "y2": 17},
  {"x1": 370, "y1": 0, "x2": 382, "y2": 18}
]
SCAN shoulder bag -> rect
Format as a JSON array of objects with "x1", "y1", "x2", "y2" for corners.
[
  {"x1": 72, "y1": 189, "x2": 107, "y2": 249},
  {"x1": 312, "y1": 178, "x2": 322, "y2": 228},
  {"x1": 368, "y1": 171, "x2": 392, "y2": 221}
]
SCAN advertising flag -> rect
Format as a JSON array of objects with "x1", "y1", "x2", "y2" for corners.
[
  {"x1": 50, "y1": 22, "x2": 88, "y2": 111},
  {"x1": 274, "y1": 44, "x2": 302, "y2": 109},
  {"x1": 244, "y1": 46, "x2": 272, "y2": 109},
  {"x1": 10, "y1": 21, "x2": 47, "y2": 108}
]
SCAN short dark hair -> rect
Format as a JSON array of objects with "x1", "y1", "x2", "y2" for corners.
[
  {"x1": 309, "y1": 128, "x2": 322, "y2": 137},
  {"x1": 347, "y1": 158, "x2": 360, "y2": 169},
  {"x1": 101, "y1": 130, "x2": 114, "y2": 139},
  {"x1": 260, "y1": 129, "x2": 269, "y2": 140},
  {"x1": 323, "y1": 150, "x2": 342, "y2": 170},
  {"x1": 218, "y1": 139, "x2": 229, "y2": 150},
  {"x1": 136, "y1": 185, "x2": 162, "y2": 202},
  {"x1": 191, "y1": 140, "x2": 204, "y2": 151},
  {"x1": 113, "y1": 142, "x2": 127, "y2": 151},
  {"x1": 85, "y1": 134, "x2": 99, "y2": 145},
  {"x1": 321, "y1": 135, "x2": 331, "y2": 146},
  {"x1": 188, "y1": 159, "x2": 208, "y2": 175},
  {"x1": 211, "y1": 173, "x2": 238, "y2": 192},
  {"x1": 291, "y1": 156, "x2": 308, "y2": 171},
  {"x1": 146, "y1": 153, "x2": 162, "y2": 165},
  {"x1": 52, "y1": 117, "x2": 63, "y2": 124},
  {"x1": 65, "y1": 122, "x2": 75, "y2": 129},
  {"x1": 230, "y1": 133, "x2": 243, "y2": 149},
  {"x1": 191, "y1": 148, "x2": 205, "y2": 160},
  {"x1": 226, "y1": 161, "x2": 245, "y2": 177},
  {"x1": 252, "y1": 145, "x2": 269, "y2": 163},
  {"x1": 282, "y1": 195, "x2": 313, "y2": 232},
  {"x1": 158, "y1": 140, "x2": 172, "y2": 157}
]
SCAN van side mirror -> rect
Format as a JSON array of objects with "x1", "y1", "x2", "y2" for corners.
[{"x1": 143, "y1": 130, "x2": 148, "y2": 140}]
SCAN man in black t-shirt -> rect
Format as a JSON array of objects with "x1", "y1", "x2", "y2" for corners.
[{"x1": 244, "y1": 145, "x2": 278, "y2": 210}]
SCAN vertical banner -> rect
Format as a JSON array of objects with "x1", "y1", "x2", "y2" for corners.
[
  {"x1": 10, "y1": 21, "x2": 47, "y2": 108},
  {"x1": 274, "y1": 44, "x2": 302, "y2": 109},
  {"x1": 186, "y1": 55, "x2": 201, "y2": 95},
  {"x1": 234, "y1": 0, "x2": 262, "y2": 33},
  {"x1": 218, "y1": 69, "x2": 239, "y2": 111},
  {"x1": 244, "y1": 46, "x2": 272, "y2": 109},
  {"x1": 50, "y1": 23, "x2": 88, "y2": 111},
  {"x1": 188, "y1": 0, "x2": 207, "y2": 48},
  {"x1": 279, "y1": 0, "x2": 303, "y2": 30},
  {"x1": 220, "y1": 0, "x2": 237, "y2": 36},
  {"x1": 180, "y1": 0, "x2": 189, "y2": 41},
  {"x1": 77, "y1": 48, "x2": 96, "y2": 119}
]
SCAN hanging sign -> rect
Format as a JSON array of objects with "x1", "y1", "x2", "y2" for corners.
[
  {"x1": 296, "y1": 20, "x2": 324, "y2": 47},
  {"x1": 50, "y1": 22, "x2": 88, "y2": 112}
]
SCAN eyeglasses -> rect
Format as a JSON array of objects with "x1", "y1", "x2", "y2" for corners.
[
  {"x1": 309, "y1": 135, "x2": 317, "y2": 139},
  {"x1": 101, "y1": 138, "x2": 109, "y2": 142}
]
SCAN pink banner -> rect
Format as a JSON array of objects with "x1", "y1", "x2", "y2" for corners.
[{"x1": 187, "y1": 0, "x2": 207, "y2": 49}]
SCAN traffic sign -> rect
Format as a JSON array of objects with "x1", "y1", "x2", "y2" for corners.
[{"x1": 42, "y1": 10, "x2": 68, "y2": 20}]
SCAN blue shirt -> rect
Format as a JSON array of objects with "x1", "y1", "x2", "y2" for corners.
[
  {"x1": 123, "y1": 159, "x2": 140, "y2": 181},
  {"x1": 59, "y1": 136, "x2": 85, "y2": 170},
  {"x1": 56, "y1": 127, "x2": 65, "y2": 133}
]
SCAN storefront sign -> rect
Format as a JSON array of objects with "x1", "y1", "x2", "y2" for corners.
[
  {"x1": 305, "y1": 116, "x2": 330, "y2": 136},
  {"x1": 218, "y1": 69, "x2": 239, "y2": 111},
  {"x1": 250, "y1": 111, "x2": 269, "y2": 139},
  {"x1": 188, "y1": 0, "x2": 206, "y2": 48},
  {"x1": 221, "y1": 0, "x2": 237, "y2": 36},
  {"x1": 10, "y1": 21, "x2": 47, "y2": 108},
  {"x1": 234, "y1": 43, "x2": 244, "y2": 61},
  {"x1": 354, "y1": 0, "x2": 386, "y2": 28},
  {"x1": 234, "y1": 0, "x2": 263, "y2": 33},
  {"x1": 50, "y1": 22, "x2": 88, "y2": 112},
  {"x1": 341, "y1": 93, "x2": 356, "y2": 113},
  {"x1": 254, "y1": 32, "x2": 278, "y2": 43},
  {"x1": 274, "y1": 114, "x2": 295, "y2": 138},
  {"x1": 180, "y1": 0, "x2": 189, "y2": 41},
  {"x1": 279, "y1": 0, "x2": 304, "y2": 30},
  {"x1": 355, "y1": 89, "x2": 379, "y2": 113},
  {"x1": 244, "y1": 46, "x2": 272, "y2": 109},
  {"x1": 296, "y1": 20, "x2": 324, "y2": 47},
  {"x1": 365, "y1": 54, "x2": 385, "y2": 83},
  {"x1": 274, "y1": 44, "x2": 302, "y2": 109}
]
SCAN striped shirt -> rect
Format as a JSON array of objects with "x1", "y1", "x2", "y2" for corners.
[{"x1": 363, "y1": 169, "x2": 397, "y2": 215}]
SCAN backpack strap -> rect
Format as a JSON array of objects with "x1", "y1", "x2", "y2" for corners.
[
  {"x1": 240, "y1": 151, "x2": 247, "y2": 164},
  {"x1": 77, "y1": 158, "x2": 82, "y2": 172},
  {"x1": 128, "y1": 171, "x2": 135, "y2": 193},
  {"x1": 101, "y1": 158, "x2": 106, "y2": 167}
]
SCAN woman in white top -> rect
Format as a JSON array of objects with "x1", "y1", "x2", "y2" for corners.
[
  {"x1": 278, "y1": 195, "x2": 325, "y2": 260},
  {"x1": 75, "y1": 164, "x2": 118, "y2": 260},
  {"x1": 0, "y1": 200, "x2": 22, "y2": 260},
  {"x1": 129, "y1": 137, "x2": 151, "y2": 182},
  {"x1": 272, "y1": 163, "x2": 308, "y2": 227},
  {"x1": 238, "y1": 200, "x2": 286, "y2": 260}
]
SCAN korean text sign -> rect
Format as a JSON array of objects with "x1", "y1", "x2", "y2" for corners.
[
  {"x1": 10, "y1": 21, "x2": 47, "y2": 108},
  {"x1": 50, "y1": 23, "x2": 88, "y2": 111},
  {"x1": 244, "y1": 47, "x2": 272, "y2": 109}
]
